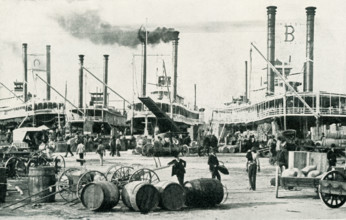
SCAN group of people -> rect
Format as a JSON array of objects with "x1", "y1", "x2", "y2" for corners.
[
  {"x1": 197, "y1": 129, "x2": 218, "y2": 156},
  {"x1": 63, "y1": 132, "x2": 130, "y2": 166}
]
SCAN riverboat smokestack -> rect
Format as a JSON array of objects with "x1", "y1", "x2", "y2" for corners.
[
  {"x1": 245, "y1": 61, "x2": 248, "y2": 102},
  {"x1": 172, "y1": 31, "x2": 179, "y2": 102},
  {"x1": 46, "y1": 45, "x2": 51, "y2": 100},
  {"x1": 103, "y1": 54, "x2": 109, "y2": 107},
  {"x1": 78, "y1": 55, "x2": 84, "y2": 109},
  {"x1": 194, "y1": 84, "x2": 197, "y2": 110},
  {"x1": 22, "y1": 43, "x2": 28, "y2": 102},
  {"x1": 267, "y1": 6, "x2": 277, "y2": 95},
  {"x1": 304, "y1": 7, "x2": 316, "y2": 92},
  {"x1": 142, "y1": 42, "x2": 147, "y2": 97}
]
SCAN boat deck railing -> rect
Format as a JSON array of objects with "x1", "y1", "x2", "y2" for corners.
[{"x1": 214, "y1": 106, "x2": 346, "y2": 124}]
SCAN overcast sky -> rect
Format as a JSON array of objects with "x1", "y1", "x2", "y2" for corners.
[{"x1": 1, "y1": 0, "x2": 346, "y2": 111}]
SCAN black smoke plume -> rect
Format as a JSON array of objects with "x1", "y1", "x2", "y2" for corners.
[{"x1": 55, "y1": 11, "x2": 179, "y2": 47}]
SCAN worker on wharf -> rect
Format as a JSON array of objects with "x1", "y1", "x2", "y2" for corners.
[
  {"x1": 208, "y1": 148, "x2": 221, "y2": 181},
  {"x1": 168, "y1": 152, "x2": 186, "y2": 186}
]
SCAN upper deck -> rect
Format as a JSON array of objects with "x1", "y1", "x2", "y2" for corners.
[{"x1": 213, "y1": 91, "x2": 346, "y2": 124}]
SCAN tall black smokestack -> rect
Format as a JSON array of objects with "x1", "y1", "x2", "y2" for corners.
[
  {"x1": 245, "y1": 61, "x2": 248, "y2": 102},
  {"x1": 142, "y1": 42, "x2": 147, "y2": 97},
  {"x1": 46, "y1": 45, "x2": 51, "y2": 100},
  {"x1": 267, "y1": 6, "x2": 277, "y2": 95},
  {"x1": 22, "y1": 43, "x2": 28, "y2": 102},
  {"x1": 172, "y1": 31, "x2": 179, "y2": 101},
  {"x1": 304, "y1": 7, "x2": 316, "y2": 92},
  {"x1": 78, "y1": 55, "x2": 84, "y2": 109},
  {"x1": 103, "y1": 54, "x2": 109, "y2": 107}
]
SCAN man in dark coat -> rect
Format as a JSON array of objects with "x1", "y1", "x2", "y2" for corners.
[
  {"x1": 168, "y1": 153, "x2": 186, "y2": 186},
  {"x1": 202, "y1": 133, "x2": 211, "y2": 156},
  {"x1": 208, "y1": 148, "x2": 221, "y2": 181},
  {"x1": 209, "y1": 133, "x2": 218, "y2": 152},
  {"x1": 109, "y1": 135, "x2": 116, "y2": 157}
]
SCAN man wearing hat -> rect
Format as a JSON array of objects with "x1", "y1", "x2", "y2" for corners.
[
  {"x1": 208, "y1": 148, "x2": 221, "y2": 181},
  {"x1": 168, "y1": 152, "x2": 186, "y2": 186}
]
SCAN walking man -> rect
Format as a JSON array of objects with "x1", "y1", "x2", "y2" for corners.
[
  {"x1": 208, "y1": 148, "x2": 221, "y2": 181},
  {"x1": 168, "y1": 152, "x2": 186, "y2": 186},
  {"x1": 246, "y1": 147, "x2": 260, "y2": 191},
  {"x1": 65, "y1": 136, "x2": 74, "y2": 157}
]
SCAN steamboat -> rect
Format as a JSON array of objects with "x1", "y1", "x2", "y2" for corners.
[{"x1": 212, "y1": 6, "x2": 346, "y2": 147}]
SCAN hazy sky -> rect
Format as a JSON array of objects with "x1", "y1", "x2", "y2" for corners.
[{"x1": 1, "y1": 0, "x2": 346, "y2": 111}]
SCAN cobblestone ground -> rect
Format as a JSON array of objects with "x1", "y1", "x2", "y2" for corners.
[{"x1": 1, "y1": 151, "x2": 345, "y2": 220}]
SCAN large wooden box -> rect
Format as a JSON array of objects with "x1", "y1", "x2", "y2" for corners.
[{"x1": 288, "y1": 151, "x2": 328, "y2": 172}]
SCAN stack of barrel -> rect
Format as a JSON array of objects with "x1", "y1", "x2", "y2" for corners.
[
  {"x1": 311, "y1": 124, "x2": 346, "y2": 147},
  {"x1": 80, "y1": 178, "x2": 224, "y2": 213}
]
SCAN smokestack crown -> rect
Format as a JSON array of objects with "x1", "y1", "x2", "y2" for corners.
[
  {"x1": 306, "y1": 7, "x2": 316, "y2": 15},
  {"x1": 267, "y1": 6, "x2": 277, "y2": 14},
  {"x1": 103, "y1": 54, "x2": 109, "y2": 59}
]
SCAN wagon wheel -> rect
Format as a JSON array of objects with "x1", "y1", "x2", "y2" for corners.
[
  {"x1": 129, "y1": 168, "x2": 160, "y2": 184},
  {"x1": 53, "y1": 155, "x2": 65, "y2": 174},
  {"x1": 5, "y1": 157, "x2": 26, "y2": 178},
  {"x1": 57, "y1": 167, "x2": 82, "y2": 202},
  {"x1": 76, "y1": 170, "x2": 107, "y2": 199},
  {"x1": 109, "y1": 166, "x2": 134, "y2": 188},
  {"x1": 319, "y1": 170, "x2": 346, "y2": 208},
  {"x1": 105, "y1": 165, "x2": 120, "y2": 180}
]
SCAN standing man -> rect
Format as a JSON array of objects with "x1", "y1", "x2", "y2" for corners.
[
  {"x1": 327, "y1": 144, "x2": 337, "y2": 171},
  {"x1": 109, "y1": 135, "x2": 116, "y2": 157},
  {"x1": 246, "y1": 147, "x2": 260, "y2": 191},
  {"x1": 277, "y1": 138, "x2": 288, "y2": 173},
  {"x1": 116, "y1": 135, "x2": 121, "y2": 157},
  {"x1": 168, "y1": 152, "x2": 186, "y2": 186},
  {"x1": 96, "y1": 139, "x2": 106, "y2": 166},
  {"x1": 76, "y1": 140, "x2": 85, "y2": 166},
  {"x1": 208, "y1": 148, "x2": 221, "y2": 181}
]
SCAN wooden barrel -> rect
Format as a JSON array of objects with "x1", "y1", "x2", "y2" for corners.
[
  {"x1": 121, "y1": 181, "x2": 159, "y2": 213},
  {"x1": 154, "y1": 181, "x2": 185, "y2": 210},
  {"x1": 184, "y1": 178, "x2": 224, "y2": 207},
  {"x1": 81, "y1": 181, "x2": 120, "y2": 211},
  {"x1": 0, "y1": 168, "x2": 7, "y2": 203},
  {"x1": 28, "y1": 166, "x2": 56, "y2": 202},
  {"x1": 218, "y1": 146, "x2": 229, "y2": 153}
]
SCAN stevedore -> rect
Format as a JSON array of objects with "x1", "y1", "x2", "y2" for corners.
[
  {"x1": 168, "y1": 152, "x2": 186, "y2": 186},
  {"x1": 327, "y1": 144, "x2": 337, "y2": 171},
  {"x1": 76, "y1": 140, "x2": 86, "y2": 166},
  {"x1": 246, "y1": 147, "x2": 260, "y2": 191},
  {"x1": 208, "y1": 148, "x2": 221, "y2": 181},
  {"x1": 96, "y1": 139, "x2": 106, "y2": 166}
]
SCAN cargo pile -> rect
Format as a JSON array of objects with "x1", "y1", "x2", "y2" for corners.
[{"x1": 281, "y1": 165, "x2": 324, "y2": 178}]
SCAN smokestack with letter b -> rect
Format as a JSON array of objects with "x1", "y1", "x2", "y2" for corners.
[
  {"x1": 304, "y1": 7, "x2": 316, "y2": 92},
  {"x1": 267, "y1": 6, "x2": 277, "y2": 96}
]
